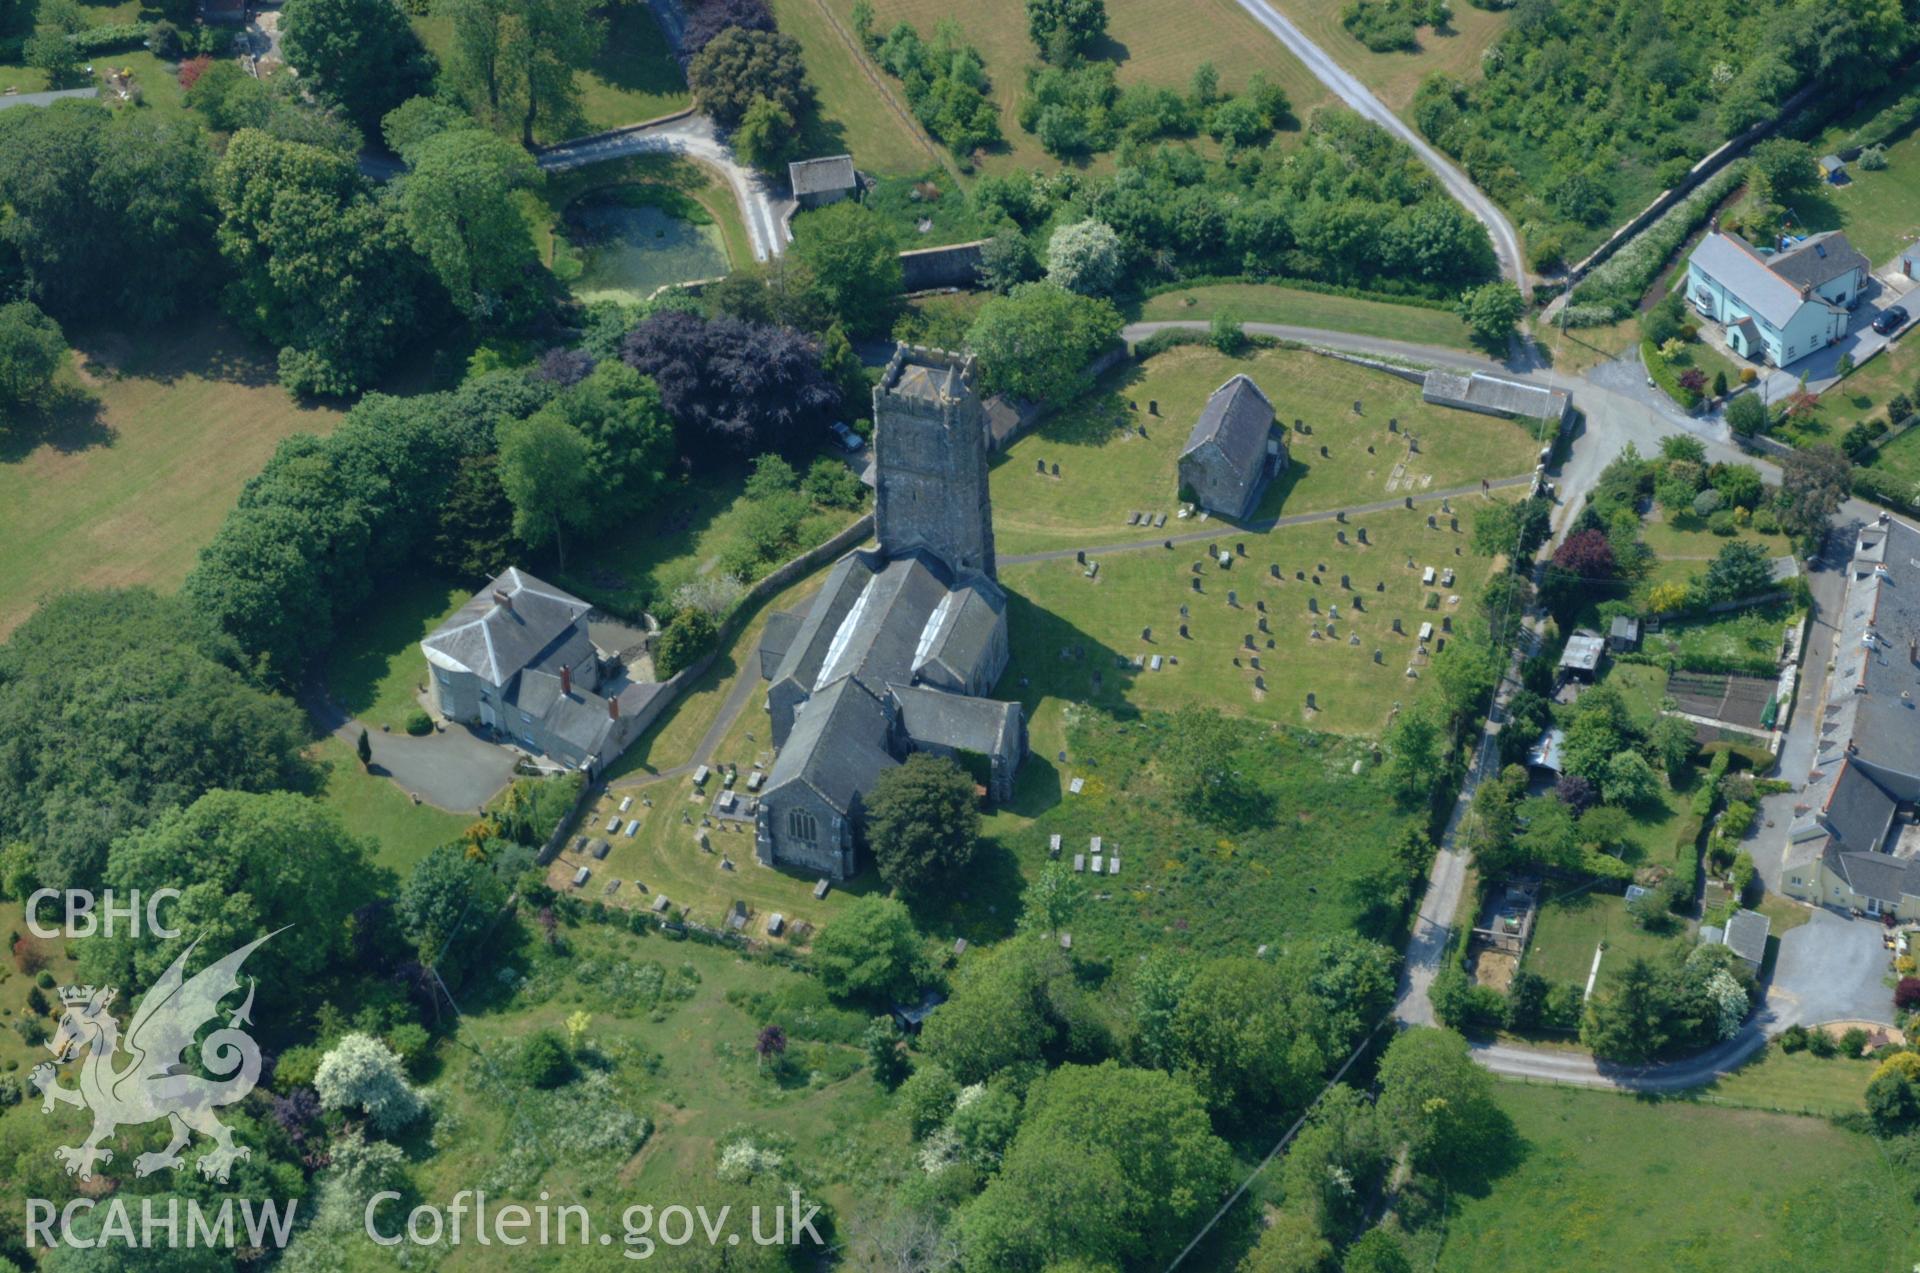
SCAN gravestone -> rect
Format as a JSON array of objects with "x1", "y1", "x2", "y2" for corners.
[
  {"x1": 1442, "y1": 498, "x2": 1451, "y2": 514},
  {"x1": 1051, "y1": 461, "x2": 1060, "y2": 476},
  {"x1": 1037, "y1": 458, "x2": 1046, "y2": 472},
  {"x1": 1427, "y1": 514, "x2": 1437, "y2": 529},
  {"x1": 1376, "y1": 580, "x2": 1385, "y2": 591},
  {"x1": 1368, "y1": 445, "x2": 1375, "y2": 454},
  {"x1": 1306, "y1": 691, "x2": 1317, "y2": 710},
  {"x1": 1076, "y1": 549, "x2": 1086, "y2": 564},
  {"x1": 1245, "y1": 633, "x2": 1256, "y2": 649},
  {"x1": 1255, "y1": 675, "x2": 1266, "y2": 691},
  {"x1": 1450, "y1": 516, "x2": 1459, "y2": 532},
  {"x1": 1358, "y1": 527, "x2": 1369, "y2": 544},
  {"x1": 1388, "y1": 418, "x2": 1398, "y2": 433},
  {"x1": 1267, "y1": 637, "x2": 1275, "y2": 649},
  {"x1": 1149, "y1": 399, "x2": 1158, "y2": 415},
  {"x1": 1408, "y1": 438, "x2": 1419, "y2": 454},
  {"x1": 1270, "y1": 563, "x2": 1281, "y2": 578},
  {"x1": 1336, "y1": 530, "x2": 1347, "y2": 544},
  {"x1": 1341, "y1": 573, "x2": 1350, "y2": 589},
  {"x1": 1405, "y1": 496, "x2": 1414, "y2": 509},
  {"x1": 1237, "y1": 542, "x2": 1246, "y2": 556},
  {"x1": 1320, "y1": 445, "x2": 1329, "y2": 458},
  {"x1": 1250, "y1": 655, "x2": 1261, "y2": 669},
  {"x1": 1295, "y1": 569, "x2": 1305, "y2": 580},
  {"x1": 1308, "y1": 596, "x2": 1318, "y2": 612},
  {"x1": 1442, "y1": 615, "x2": 1452, "y2": 633},
  {"x1": 1328, "y1": 603, "x2": 1339, "y2": 619},
  {"x1": 1294, "y1": 418, "x2": 1303, "y2": 431},
  {"x1": 1392, "y1": 618, "x2": 1404, "y2": 634},
  {"x1": 1353, "y1": 400, "x2": 1362, "y2": 414},
  {"x1": 1350, "y1": 633, "x2": 1361, "y2": 645},
  {"x1": 1179, "y1": 623, "x2": 1189, "y2": 638},
  {"x1": 1142, "y1": 626, "x2": 1152, "y2": 642},
  {"x1": 1257, "y1": 615, "x2": 1268, "y2": 632},
  {"x1": 1336, "y1": 510, "x2": 1346, "y2": 522},
  {"x1": 1180, "y1": 603, "x2": 1190, "y2": 618},
  {"x1": 1255, "y1": 599, "x2": 1265, "y2": 612},
  {"x1": 1227, "y1": 589, "x2": 1238, "y2": 607},
  {"x1": 1192, "y1": 576, "x2": 1202, "y2": 592},
  {"x1": 1374, "y1": 648, "x2": 1384, "y2": 663},
  {"x1": 1193, "y1": 560, "x2": 1204, "y2": 573},
  {"x1": 1353, "y1": 596, "x2": 1364, "y2": 611},
  {"x1": 1165, "y1": 539, "x2": 1173, "y2": 548}
]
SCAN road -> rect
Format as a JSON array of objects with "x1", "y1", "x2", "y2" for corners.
[
  {"x1": 1228, "y1": 0, "x2": 1528, "y2": 296},
  {"x1": 537, "y1": 114, "x2": 791, "y2": 262}
]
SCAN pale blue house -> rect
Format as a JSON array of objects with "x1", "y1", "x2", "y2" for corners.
[{"x1": 1685, "y1": 229, "x2": 1867, "y2": 368}]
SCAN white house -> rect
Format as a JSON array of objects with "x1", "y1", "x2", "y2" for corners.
[{"x1": 1685, "y1": 228, "x2": 1867, "y2": 368}]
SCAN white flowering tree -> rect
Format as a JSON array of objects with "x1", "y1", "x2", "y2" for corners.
[
  {"x1": 314, "y1": 1033, "x2": 425, "y2": 1134},
  {"x1": 1046, "y1": 219, "x2": 1122, "y2": 296}
]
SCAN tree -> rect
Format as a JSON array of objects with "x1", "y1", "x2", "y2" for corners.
[
  {"x1": 863, "y1": 1016, "x2": 910, "y2": 1088},
  {"x1": 1580, "y1": 957, "x2": 1672, "y2": 1061},
  {"x1": 396, "y1": 127, "x2": 541, "y2": 321},
  {"x1": 501, "y1": 0, "x2": 605, "y2": 146},
  {"x1": 1777, "y1": 443, "x2": 1850, "y2": 552},
  {"x1": 280, "y1": 0, "x2": 433, "y2": 133},
  {"x1": 754, "y1": 1023, "x2": 787, "y2": 1071},
  {"x1": 621, "y1": 310, "x2": 839, "y2": 464},
  {"x1": 314, "y1": 1033, "x2": 426, "y2": 1132},
  {"x1": 0, "y1": 300, "x2": 64, "y2": 407},
  {"x1": 530, "y1": 360, "x2": 674, "y2": 523},
  {"x1": 1382, "y1": 706, "x2": 1443, "y2": 808},
  {"x1": 1169, "y1": 955, "x2": 1331, "y2": 1116},
  {"x1": 790, "y1": 201, "x2": 902, "y2": 335},
  {"x1": 0, "y1": 591, "x2": 313, "y2": 889},
  {"x1": 956, "y1": 1062, "x2": 1233, "y2": 1271},
  {"x1": 865, "y1": 754, "x2": 980, "y2": 901},
  {"x1": 443, "y1": 0, "x2": 512, "y2": 123},
  {"x1": 1457, "y1": 281, "x2": 1523, "y2": 351},
  {"x1": 1646, "y1": 716, "x2": 1696, "y2": 781},
  {"x1": 979, "y1": 227, "x2": 1036, "y2": 293},
  {"x1": 687, "y1": 27, "x2": 810, "y2": 128},
  {"x1": 1342, "y1": 1229, "x2": 1412, "y2": 1273},
  {"x1": 496, "y1": 412, "x2": 594, "y2": 568},
  {"x1": 516, "y1": 1028, "x2": 576, "y2": 1087},
  {"x1": 1749, "y1": 138, "x2": 1818, "y2": 206},
  {"x1": 1551, "y1": 527, "x2": 1615, "y2": 578},
  {"x1": 922, "y1": 935, "x2": 1099, "y2": 1083},
  {"x1": 1700, "y1": 539, "x2": 1772, "y2": 604},
  {"x1": 684, "y1": 0, "x2": 774, "y2": 56},
  {"x1": 731, "y1": 94, "x2": 798, "y2": 169},
  {"x1": 24, "y1": 32, "x2": 81, "y2": 88},
  {"x1": 654, "y1": 606, "x2": 716, "y2": 676},
  {"x1": 1025, "y1": 0, "x2": 1107, "y2": 59},
  {"x1": 1277, "y1": 1085, "x2": 1384, "y2": 1239},
  {"x1": 1239, "y1": 1210, "x2": 1333, "y2": 1273},
  {"x1": 399, "y1": 843, "x2": 509, "y2": 984},
  {"x1": 1601, "y1": 750, "x2": 1661, "y2": 807},
  {"x1": 966, "y1": 282, "x2": 1121, "y2": 403},
  {"x1": 1045, "y1": 219, "x2": 1123, "y2": 296},
  {"x1": 214, "y1": 130, "x2": 429, "y2": 396},
  {"x1": 812, "y1": 895, "x2": 926, "y2": 1003},
  {"x1": 356, "y1": 728, "x2": 373, "y2": 769},
  {"x1": 1376, "y1": 1027, "x2": 1507, "y2": 1183},
  {"x1": 1864, "y1": 1051, "x2": 1920, "y2": 1133},
  {"x1": 1724, "y1": 391, "x2": 1767, "y2": 436}
]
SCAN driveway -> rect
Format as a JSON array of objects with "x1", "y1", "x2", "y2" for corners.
[
  {"x1": 308, "y1": 691, "x2": 520, "y2": 813},
  {"x1": 1771, "y1": 907, "x2": 1897, "y2": 1026},
  {"x1": 1756, "y1": 283, "x2": 1901, "y2": 401}
]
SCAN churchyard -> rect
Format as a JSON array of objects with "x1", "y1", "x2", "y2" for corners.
[
  {"x1": 999, "y1": 497, "x2": 1504, "y2": 736},
  {"x1": 989, "y1": 343, "x2": 1547, "y2": 556}
]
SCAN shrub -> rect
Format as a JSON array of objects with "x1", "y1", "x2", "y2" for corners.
[
  {"x1": 1567, "y1": 166, "x2": 1747, "y2": 321},
  {"x1": 516, "y1": 1029, "x2": 576, "y2": 1088},
  {"x1": 1894, "y1": 977, "x2": 1920, "y2": 1010},
  {"x1": 1707, "y1": 509, "x2": 1738, "y2": 535},
  {"x1": 405, "y1": 709, "x2": 433, "y2": 736},
  {"x1": 655, "y1": 607, "x2": 717, "y2": 677},
  {"x1": 1807, "y1": 1028, "x2": 1838, "y2": 1058},
  {"x1": 1777, "y1": 1024, "x2": 1809, "y2": 1052},
  {"x1": 1840, "y1": 1026, "x2": 1871, "y2": 1058},
  {"x1": 1859, "y1": 145, "x2": 1889, "y2": 171}
]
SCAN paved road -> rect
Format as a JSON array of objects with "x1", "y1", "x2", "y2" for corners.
[
  {"x1": 1227, "y1": 0, "x2": 1528, "y2": 296},
  {"x1": 537, "y1": 114, "x2": 790, "y2": 262}
]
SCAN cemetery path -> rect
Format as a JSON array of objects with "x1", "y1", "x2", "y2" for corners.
[
  {"x1": 999, "y1": 475, "x2": 1535, "y2": 567},
  {"x1": 1225, "y1": 0, "x2": 1530, "y2": 296}
]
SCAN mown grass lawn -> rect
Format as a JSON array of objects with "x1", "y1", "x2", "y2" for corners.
[
  {"x1": 806, "y1": 0, "x2": 1333, "y2": 178},
  {"x1": 322, "y1": 577, "x2": 469, "y2": 733},
  {"x1": 998, "y1": 499, "x2": 1499, "y2": 737},
  {"x1": 1635, "y1": 509, "x2": 1796, "y2": 599},
  {"x1": 1734, "y1": 99, "x2": 1920, "y2": 268},
  {"x1": 1137, "y1": 283, "x2": 1474, "y2": 349},
  {"x1": 0, "y1": 319, "x2": 342, "y2": 640},
  {"x1": 1522, "y1": 890, "x2": 1688, "y2": 987},
  {"x1": 989, "y1": 345, "x2": 1545, "y2": 556},
  {"x1": 1436, "y1": 1082, "x2": 1916, "y2": 1272},
  {"x1": 308, "y1": 735, "x2": 469, "y2": 875}
]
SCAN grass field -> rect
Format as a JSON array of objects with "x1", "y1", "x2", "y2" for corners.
[
  {"x1": 1522, "y1": 890, "x2": 1688, "y2": 987},
  {"x1": 1729, "y1": 103, "x2": 1920, "y2": 268},
  {"x1": 771, "y1": 0, "x2": 950, "y2": 178},
  {"x1": 309, "y1": 735, "x2": 469, "y2": 874},
  {"x1": 1137, "y1": 284, "x2": 1474, "y2": 349},
  {"x1": 989, "y1": 345, "x2": 1545, "y2": 556},
  {"x1": 323, "y1": 577, "x2": 469, "y2": 733},
  {"x1": 998, "y1": 499, "x2": 1499, "y2": 736},
  {"x1": 1259, "y1": 0, "x2": 1508, "y2": 114},
  {"x1": 0, "y1": 319, "x2": 342, "y2": 641},
  {"x1": 413, "y1": 5, "x2": 688, "y2": 142},
  {"x1": 1697, "y1": 1044, "x2": 1877, "y2": 1118},
  {"x1": 1435, "y1": 1082, "x2": 1915, "y2": 1272},
  {"x1": 806, "y1": 0, "x2": 1333, "y2": 177}
]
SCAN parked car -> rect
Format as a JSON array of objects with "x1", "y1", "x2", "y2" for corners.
[
  {"x1": 830, "y1": 422, "x2": 864, "y2": 452},
  {"x1": 1872, "y1": 305, "x2": 1909, "y2": 336}
]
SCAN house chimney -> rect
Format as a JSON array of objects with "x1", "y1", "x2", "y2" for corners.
[
  {"x1": 561, "y1": 664, "x2": 572, "y2": 696},
  {"x1": 609, "y1": 695, "x2": 620, "y2": 721},
  {"x1": 493, "y1": 589, "x2": 512, "y2": 611}
]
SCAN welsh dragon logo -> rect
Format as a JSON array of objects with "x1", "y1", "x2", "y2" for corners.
[{"x1": 30, "y1": 931, "x2": 278, "y2": 1183}]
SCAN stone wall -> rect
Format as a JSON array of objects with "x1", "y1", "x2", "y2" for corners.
[{"x1": 900, "y1": 239, "x2": 988, "y2": 291}]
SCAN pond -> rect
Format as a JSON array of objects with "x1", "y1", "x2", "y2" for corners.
[{"x1": 560, "y1": 185, "x2": 729, "y2": 304}]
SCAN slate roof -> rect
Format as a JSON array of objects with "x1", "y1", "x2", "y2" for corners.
[
  {"x1": 762, "y1": 677, "x2": 896, "y2": 815},
  {"x1": 1421, "y1": 371, "x2": 1570, "y2": 422},
  {"x1": 758, "y1": 612, "x2": 804, "y2": 681},
  {"x1": 892, "y1": 684, "x2": 1020, "y2": 757},
  {"x1": 1821, "y1": 760, "x2": 1898, "y2": 855},
  {"x1": 913, "y1": 580, "x2": 1006, "y2": 687},
  {"x1": 1691, "y1": 231, "x2": 1823, "y2": 329},
  {"x1": 1559, "y1": 630, "x2": 1605, "y2": 673},
  {"x1": 1827, "y1": 846, "x2": 1917, "y2": 905},
  {"x1": 789, "y1": 154, "x2": 856, "y2": 197},
  {"x1": 1722, "y1": 908, "x2": 1771, "y2": 966},
  {"x1": 1769, "y1": 231, "x2": 1869, "y2": 292},
  {"x1": 505, "y1": 667, "x2": 621, "y2": 758},
  {"x1": 813, "y1": 551, "x2": 955, "y2": 692},
  {"x1": 767, "y1": 552, "x2": 881, "y2": 692},
  {"x1": 423, "y1": 567, "x2": 592, "y2": 687},
  {"x1": 1181, "y1": 375, "x2": 1275, "y2": 473}
]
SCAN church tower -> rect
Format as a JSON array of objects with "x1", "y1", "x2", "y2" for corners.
[{"x1": 872, "y1": 345, "x2": 996, "y2": 580}]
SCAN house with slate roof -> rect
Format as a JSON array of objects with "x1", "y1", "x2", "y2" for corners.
[
  {"x1": 788, "y1": 155, "x2": 858, "y2": 209},
  {"x1": 1179, "y1": 375, "x2": 1282, "y2": 519},
  {"x1": 1685, "y1": 228, "x2": 1867, "y2": 368},
  {"x1": 422, "y1": 568, "x2": 645, "y2": 772},
  {"x1": 753, "y1": 346, "x2": 1025, "y2": 880},
  {"x1": 1781, "y1": 516, "x2": 1920, "y2": 920}
]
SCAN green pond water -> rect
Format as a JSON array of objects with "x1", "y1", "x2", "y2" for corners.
[{"x1": 564, "y1": 194, "x2": 728, "y2": 303}]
